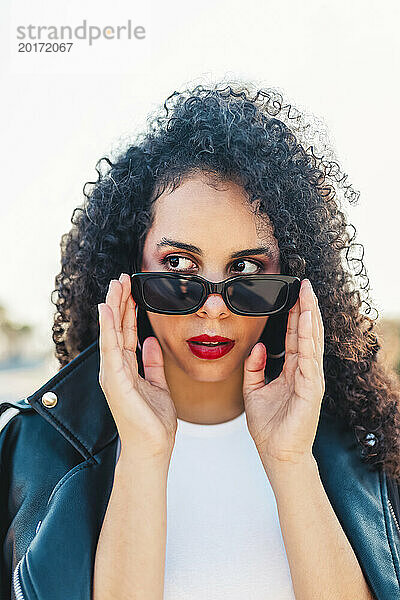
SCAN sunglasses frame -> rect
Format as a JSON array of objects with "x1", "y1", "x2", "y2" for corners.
[{"x1": 130, "y1": 272, "x2": 301, "y2": 317}]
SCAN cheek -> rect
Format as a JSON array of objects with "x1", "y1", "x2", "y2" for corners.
[
  {"x1": 238, "y1": 316, "x2": 269, "y2": 341},
  {"x1": 146, "y1": 313, "x2": 185, "y2": 342}
]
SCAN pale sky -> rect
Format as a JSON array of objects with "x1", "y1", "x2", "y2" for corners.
[{"x1": 1, "y1": 0, "x2": 399, "y2": 351}]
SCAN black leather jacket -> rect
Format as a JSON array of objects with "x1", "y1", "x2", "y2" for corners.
[{"x1": 1, "y1": 338, "x2": 400, "y2": 600}]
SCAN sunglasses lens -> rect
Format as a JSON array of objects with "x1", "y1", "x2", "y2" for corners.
[
  {"x1": 227, "y1": 278, "x2": 288, "y2": 313},
  {"x1": 143, "y1": 276, "x2": 204, "y2": 311}
]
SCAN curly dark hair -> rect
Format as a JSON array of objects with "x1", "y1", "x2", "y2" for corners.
[{"x1": 51, "y1": 81, "x2": 400, "y2": 483}]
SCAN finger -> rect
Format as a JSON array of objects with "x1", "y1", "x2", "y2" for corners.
[
  {"x1": 105, "y1": 279, "x2": 124, "y2": 350},
  {"x1": 285, "y1": 299, "x2": 300, "y2": 356},
  {"x1": 309, "y1": 288, "x2": 319, "y2": 361},
  {"x1": 122, "y1": 292, "x2": 138, "y2": 354},
  {"x1": 98, "y1": 302, "x2": 124, "y2": 384},
  {"x1": 282, "y1": 301, "x2": 300, "y2": 379},
  {"x1": 297, "y1": 309, "x2": 317, "y2": 380},
  {"x1": 311, "y1": 287, "x2": 324, "y2": 372},
  {"x1": 305, "y1": 281, "x2": 324, "y2": 373},
  {"x1": 317, "y1": 306, "x2": 324, "y2": 369},
  {"x1": 300, "y1": 279, "x2": 317, "y2": 359},
  {"x1": 119, "y1": 273, "x2": 139, "y2": 380},
  {"x1": 142, "y1": 336, "x2": 170, "y2": 391},
  {"x1": 118, "y1": 273, "x2": 132, "y2": 328},
  {"x1": 243, "y1": 342, "x2": 267, "y2": 394}
]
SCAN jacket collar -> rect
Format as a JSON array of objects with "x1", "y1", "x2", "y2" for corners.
[{"x1": 26, "y1": 338, "x2": 116, "y2": 460}]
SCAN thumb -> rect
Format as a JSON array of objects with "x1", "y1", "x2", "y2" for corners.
[
  {"x1": 243, "y1": 342, "x2": 267, "y2": 395},
  {"x1": 142, "y1": 337, "x2": 170, "y2": 391}
]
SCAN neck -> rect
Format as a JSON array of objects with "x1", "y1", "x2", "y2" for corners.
[{"x1": 163, "y1": 356, "x2": 245, "y2": 425}]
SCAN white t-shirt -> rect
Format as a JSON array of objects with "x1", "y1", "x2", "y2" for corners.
[{"x1": 115, "y1": 411, "x2": 295, "y2": 599}]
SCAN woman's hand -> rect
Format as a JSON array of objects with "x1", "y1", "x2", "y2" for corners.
[
  {"x1": 242, "y1": 278, "x2": 325, "y2": 470},
  {"x1": 98, "y1": 273, "x2": 177, "y2": 461}
]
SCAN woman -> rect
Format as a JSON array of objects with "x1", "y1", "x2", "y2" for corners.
[{"x1": 1, "y1": 83, "x2": 400, "y2": 600}]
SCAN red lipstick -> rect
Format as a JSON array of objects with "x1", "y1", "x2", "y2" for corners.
[{"x1": 186, "y1": 334, "x2": 235, "y2": 360}]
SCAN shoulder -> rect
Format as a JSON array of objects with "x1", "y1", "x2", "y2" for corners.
[
  {"x1": 0, "y1": 393, "x2": 85, "y2": 462},
  {"x1": 0, "y1": 397, "x2": 33, "y2": 455},
  {"x1": 0, "y1": 397, "x2": 30, "y2": 427},
  {"x1": 0, "y1": 396, "x2": 57, "y2": 447},
  {"x1": 0, "y1": 396, "x2": 88, "y2": 511},
  {"x1": 313, "y1": 406, "x2": 384, "y2": 510}
]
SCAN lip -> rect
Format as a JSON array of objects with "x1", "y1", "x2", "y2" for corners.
[
  {"x1": 187, "y1": 334, "x2": 234, "y2": 343},
  {"x1": 186, "y1": 334, "x2": 235, "y2": 360}
]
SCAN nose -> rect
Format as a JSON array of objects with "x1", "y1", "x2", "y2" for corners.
[{"x1": 196, "y1": 293, "x2": 231, "y2": 318}]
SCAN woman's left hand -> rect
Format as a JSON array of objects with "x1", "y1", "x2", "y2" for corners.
[{"x1": 242, "y1": 278, "x2": 325, "y2": 470}]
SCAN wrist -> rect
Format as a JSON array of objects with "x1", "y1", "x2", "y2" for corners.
[
  {"x1": 118, "y1": 446, "x2": 173, "y2": 473},
  {"x1": 261, "y1": 452, "x2": 319, "y2": 492}
]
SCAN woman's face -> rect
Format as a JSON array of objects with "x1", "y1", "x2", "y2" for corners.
[{"x1": 140, "y1": 173, "x2": 281, "y2": 382}]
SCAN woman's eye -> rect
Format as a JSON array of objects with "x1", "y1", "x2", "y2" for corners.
[
  {"x1": 160, "y1": 256, "x2": 262, "y2": 274},
  {"x1": 231, "y1": 259, "x2": 261, "y2": 274},
  {"x1": 161, "y1": 255, "x2": 197, "y2": 271}
]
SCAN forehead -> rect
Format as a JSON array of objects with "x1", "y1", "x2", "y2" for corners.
[{"x1": 145, "y1": 175, "x2": 278, "y2": 253}]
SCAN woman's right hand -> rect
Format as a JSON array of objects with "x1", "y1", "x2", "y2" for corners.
[{"x1": 98, "y1": 273, "x2": 177, "y2": 461}]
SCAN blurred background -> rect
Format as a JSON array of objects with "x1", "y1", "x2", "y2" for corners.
[{"x1": 0, "y1": 0, "x2": 399, "y2": 402}]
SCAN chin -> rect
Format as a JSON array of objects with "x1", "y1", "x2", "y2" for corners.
[
  {"x1": 186, "y1": 370, "x2": 234, "y2": 383},
  {"x1": 180, "y1": 358, "x2": 240, "y2": 382}
]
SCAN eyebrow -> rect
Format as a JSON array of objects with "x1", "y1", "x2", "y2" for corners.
[{"x1": 156, "y1": 237, "x2": 276, "y2": 260}]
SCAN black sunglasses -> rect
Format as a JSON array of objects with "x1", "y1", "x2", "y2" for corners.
[{"x1": 130, "y1": 272, "x2": 301, "y2": 316}]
